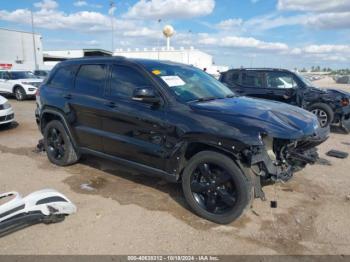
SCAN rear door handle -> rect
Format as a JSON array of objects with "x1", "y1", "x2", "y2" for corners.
[
  {"x1": 105, "y1": 101, "x2": 118, "y2": 108},
  {"x1": 63, "y1": 94, "x2": 72, "y2": 99}
]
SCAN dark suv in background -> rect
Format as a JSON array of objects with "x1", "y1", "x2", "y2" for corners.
[
  {"x1": 220, "y1": 68, "x2": 350, "y2": 132},
  {"x1": 36, "y1": 58, "x2": 328, "y2": 224}
]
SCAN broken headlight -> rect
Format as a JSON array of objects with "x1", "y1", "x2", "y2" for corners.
[{"x1": 261, "y1": 134, "x2": 276, "y2": 161}]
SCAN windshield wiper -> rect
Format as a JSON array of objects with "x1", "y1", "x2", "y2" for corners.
[
  {"x1": 193, "y1": 96, "x2": 218, "y2": 102},
  {"x1": 225, "y1": 94, "x2": 236, "y2": 98}
]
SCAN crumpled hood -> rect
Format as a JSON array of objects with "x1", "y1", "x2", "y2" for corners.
[
  {"x1": 324, "y1": 88, "x2": 350, "y2": 98},
  {"x1": 190, "y1": 96, "x2": 320, "y2": 140}
]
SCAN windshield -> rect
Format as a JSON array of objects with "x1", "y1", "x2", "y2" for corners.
[
  {"x1": 9, "y1": 71, "x2": 38, "y2": 80},
  {"x1": 144, "y1": 63, "x2": 234, "y2": 103},
  {"x1": 296, "y1": 73, "x2": 315, "y2": 87}
]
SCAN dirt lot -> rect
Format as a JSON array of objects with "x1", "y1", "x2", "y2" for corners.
[{"x1": 0, "y1": 77, "x2": 349, "y2": 255}]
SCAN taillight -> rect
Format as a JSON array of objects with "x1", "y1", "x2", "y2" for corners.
[{"x1": 341, "y1": 98, "x2": 349, "y2": 107}]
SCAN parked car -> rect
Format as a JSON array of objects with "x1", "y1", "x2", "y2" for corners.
[
  {"x1": 0, "y1": 95, "x2": 14, "y2": 127},
  {"x1": 219, "y1": 68, "x2": 350, "y2": 132},
  {"x1": 36, "y1": 58, "x2": 328, "y2": 224},
  {"x1": 0, "y1": 70, "x2": 43, "y2": 101},
  {"x1": 33, "y1": 70, "x2": 50, "y2": 79}
]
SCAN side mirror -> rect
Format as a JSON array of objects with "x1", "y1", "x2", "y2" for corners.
[{"x1": 132, "y1": 87, "x2": 160, "y2": 104}]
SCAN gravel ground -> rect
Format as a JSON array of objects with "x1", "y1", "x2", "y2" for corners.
[{"x1": 0, "y1": 77, "x2": 349, "y2": 255}]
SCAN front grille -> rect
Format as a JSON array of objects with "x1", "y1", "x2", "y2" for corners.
[{"x1": 0, "y1": 114, "x2": 14, "y2": 122}]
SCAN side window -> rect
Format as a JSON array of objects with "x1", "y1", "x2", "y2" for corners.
[
  {"x1": 0, "y1": 72, "x2": 9, "y2": 80},
  {"x1": 241, "y1": 72, "x2": 263, "y2": 88},
  {"x1": 224, "y1": 71, "x2": 239, "y2": 85},
  {"x1": 266, "y1": 72, "x2": 297, "y2": 89},
  {"x1": 49, "y1": 65, "x2": 78, "y2": 89},
  {"x1": 109, "y1": 65, "x2": 151, "y2": 98},
  {"x1": 75, "y1": 64, "x2": 106, "y2": 96}
]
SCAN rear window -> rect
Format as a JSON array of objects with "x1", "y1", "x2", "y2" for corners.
[
  {"x1": 49, "y1": 65, "x2": 78, "y2": 89},
  {"x1": 75, "y1": 64, "x2": 107, "y2": 96},
  {"x1": 241, "y1": 72, "x2": 263, "y2": 88}
]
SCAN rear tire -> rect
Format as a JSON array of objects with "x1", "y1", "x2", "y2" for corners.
[
  {"x1": 309, "y1": 103, "x2": 334, "y2": 128},
  {"x1": 43, "y1": 120, "x2": 79, "y2": 166},
  {"x1": 14, "y1": 86, "x2": 27, "y2": 101},
  {"x1": 182, "y1": 151, "x2": 253, "y2": 224}
]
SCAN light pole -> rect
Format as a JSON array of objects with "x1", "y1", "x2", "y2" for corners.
[
  {"x1": 157, "y1": 19, "x2": 162, "y2": 60},
  {"x1": 31, "y1": 10, "x2": 38, "y2": 70},
  {"x1": 109, "y1": 1, "x2": 116, "y2": 53}
]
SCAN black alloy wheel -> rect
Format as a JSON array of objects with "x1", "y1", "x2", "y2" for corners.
[
  {"x1": 182, "y1": 151, "x2": 252, "y2": 224},
  {"x1": 43, "y1": 120, "x2": 79, "y2": 166},
  {"x1": 190, "y1": 163, "x2": 236, "y2": 214},
  {"x1": 47, "y1": 127, "x2": 65, "y2": 161}
]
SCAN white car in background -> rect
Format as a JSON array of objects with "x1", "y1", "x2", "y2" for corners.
[
  {"x1": 0, "y1": 70, "x2": 43, "y2": 101},
  {"x1": 0, "y1": 95, "x2": 14, "y2": 126}
]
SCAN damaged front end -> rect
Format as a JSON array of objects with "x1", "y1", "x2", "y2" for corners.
[{"x1": 242, "y1": 126, "x2": 329, "y2": 197}]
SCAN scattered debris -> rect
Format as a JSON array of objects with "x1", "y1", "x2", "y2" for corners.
[
  {"x1": 316, "y1": 157, "x2": 332, "y2": 166},
  {"x1": 326, "y1": 150, "x2": 349, "y2": 159},
  {"x1": 33, "y1": 139, "x2": 45, "y2": 153},
  {"x1": 0, "y1": 189, "x2": 76, "y2": 237},
  {"x1": 342, "y1": 142, "x2": 350, "y2": 146},
  {"x1": 295, "y1": 217, "x2": 301, "y2": 224},
  {"x1": 251, "y1": 210, "x2": 260, "y2": 217},
  {"x1": 270, "y1": 201, "x2": 277, "y2": 208},
  {"x1": 80, "y1": 183, "x2": 96, "y2": 191},
  {"x1": 346, "y1": 195, "x2": 350, "y2": 201},
  {"x1": 282, "y1": 188, "x2": 294, "y2": 192}
]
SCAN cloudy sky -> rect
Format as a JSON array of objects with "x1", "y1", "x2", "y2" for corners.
[{"x1": 0, "y1": 0, "x2": 349, "y2": 68}]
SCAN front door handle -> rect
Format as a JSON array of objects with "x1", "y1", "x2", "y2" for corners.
[{"x1": 63, "y1": 94, "x2": 72, "y2": 99}]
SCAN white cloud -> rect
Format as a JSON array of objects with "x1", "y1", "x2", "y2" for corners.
[
  {"x1": 303, "y1": 44, "x2": 350, "y2": 54},
  {"x1": 289, "y1": 44, "x2": 350, "y2": 62},
  {"x1": 124, "y1": 0, "x2": 215, "y2": 19},
  {"x1": 34, "y1": 0, "x2": 58, "y2": 10},
  {"x1": 74, "y1": 1, "x2": 87, "y2": 7},
  {"x1": 216, "y1": 18, "x2": 243, "y2": 31},
  {"x1": 74, "y1": 1, "x2": 102, "y2": 8},
  {"x1": 199, "y1": 35, "x2": 289, "y2": 51},
  {"x1": 277, "y1": 0, "x2": 350, "y2": 13},
  {"x1": 305, "y1": 12, "x2": 350, "y2": 29},
  {"x1": 0, "y1": 8, "x2": 134, "y2": 32}
]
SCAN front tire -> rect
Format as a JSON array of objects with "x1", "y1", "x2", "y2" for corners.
[
  {"x1": 309, "y1": 103, "x2": 334, "y2": 128},
  {"x1": 14, "y1": 86, "x2": 27, "y2": 101},
  {"x1": 43, "y1": 120, "x2": 79, "y2": 166},
  {"x1": 182, "y1": 151, "x2": 252, "y2": 224}
]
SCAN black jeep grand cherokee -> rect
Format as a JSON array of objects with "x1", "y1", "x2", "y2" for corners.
[
  {"x1": 220, "y1": 68, "x2": 350, "y2": 132},
  {"x1": 36, "y1": 57, "x2": 328, "y2": 224}
]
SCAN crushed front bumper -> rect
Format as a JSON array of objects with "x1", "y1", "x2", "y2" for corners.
[{"x1": 247, "y1": 126, "x2": 329, "y2": 183}]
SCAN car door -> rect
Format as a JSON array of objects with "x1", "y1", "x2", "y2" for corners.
[
  {"x1": 68, "y1": 64, "x2": 109, "y2": 152},
  {"x1": 101, "y1": 64, "x2": 169, "y2": 170},
  {"x1": 0, "y1": 71, "x2": 12, "y2": 93},
  {"x1": 265, "y1": 72, "x2": 298, "y2": 104},
  {"x1": 238, "y1": 71, "x2": 267, "y2": 98}
]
